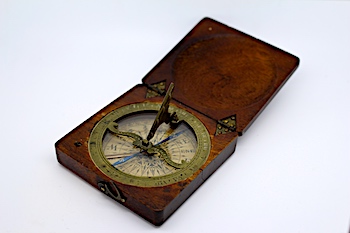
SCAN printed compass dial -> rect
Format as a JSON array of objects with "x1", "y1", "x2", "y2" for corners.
[{"x1": 88, "y1": 102, "x2": 211, "y2": 187}]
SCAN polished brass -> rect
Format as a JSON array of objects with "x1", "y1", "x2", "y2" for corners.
[{"x1": 88, "y1": 102, "x2": 211, "y2": 187}]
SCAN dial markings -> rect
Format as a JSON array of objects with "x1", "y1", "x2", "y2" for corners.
[
  {"x1": 89, "y1": 103, "x2": 210, "y2": 187},
  {"x1": 102, "y1": 113, "x2": 195, "y2": 178}
]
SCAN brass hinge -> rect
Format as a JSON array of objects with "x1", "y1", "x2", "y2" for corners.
[
  {"x1": 215, "y1": 115, "x2": 236, "y2": 135},
  {"x1": 146, "y1": 81, "x2": 166, "y2": 98}
]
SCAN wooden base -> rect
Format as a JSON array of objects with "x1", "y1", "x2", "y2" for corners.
[
  {"x1": 55, "y1": 85, "x2": 238, "y2": 225},
  {"x1": 55, "y1": 17, "x2": 299, "y2": 225}
]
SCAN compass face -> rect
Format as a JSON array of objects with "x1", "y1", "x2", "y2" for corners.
[
  {"x1": 88, "y1": 103, "x2": 211, "y2": 187},
  {"x1": 103, "y1": 113, "x2": 197, "y2": 177}
]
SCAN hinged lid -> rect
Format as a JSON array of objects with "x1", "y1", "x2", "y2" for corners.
[{"x1": 142, "y1": 18, "x2": 299, "y2": 135}]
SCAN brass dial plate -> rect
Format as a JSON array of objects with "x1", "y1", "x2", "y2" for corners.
[{"x1": 88, "y1": 103, "x2": 211, "y2": 187}]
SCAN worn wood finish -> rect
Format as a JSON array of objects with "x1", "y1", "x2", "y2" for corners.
[
  {"x1": 55, "y1": 17, "x2": 299, "y2": 226},
  {"x1": 56, "y1": 85, "x2": 238, "y2": 225},
  {"x1": 143, "y1": 18, "x2": 299, "y2": 134}
]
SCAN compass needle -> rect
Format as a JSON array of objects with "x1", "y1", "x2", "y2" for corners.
[{"x1": 156, "y1": 130, "x2": 186, "y2": 145}]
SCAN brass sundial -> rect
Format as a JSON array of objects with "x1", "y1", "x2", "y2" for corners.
[
  {"x1": 89, "y1": 83, "x2": 211, "y2": 187},
  {"x1": 55, "y1": 18, "x2": 299, "y2": 225}
]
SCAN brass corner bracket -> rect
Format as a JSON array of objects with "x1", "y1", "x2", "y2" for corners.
[
  {"x1": 146, "y1": 81, "x2": 166, "y2": 98},
  {"x1": 215, "y1": 115, "x2": 236, "y2": 135}
]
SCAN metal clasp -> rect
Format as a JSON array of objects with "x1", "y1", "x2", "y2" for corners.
[{"x1": 98, "y1": 180, "x2": 126, "y2": 203}]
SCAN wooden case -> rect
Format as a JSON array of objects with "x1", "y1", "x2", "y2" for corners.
[{"x1": 55, "y1": 18, "x2": 299, "y2": 225}]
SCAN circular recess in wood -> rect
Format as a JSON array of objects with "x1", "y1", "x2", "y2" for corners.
[{"x1": 172, "y1": 35, "x2": 276, "y2": 111}]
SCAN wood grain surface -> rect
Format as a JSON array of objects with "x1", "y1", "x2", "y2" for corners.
[
  {"x1": 55, "y1": 17, "x2": 298, "y2": 225},
  {"x1": 143, "y1": 18, "x2": 299, "y2": 134},
  {"x1": 56, "y1": 85, "x2": 238, "y2": 225}
]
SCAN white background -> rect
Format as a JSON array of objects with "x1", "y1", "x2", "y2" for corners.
[{"x1": 1, "y1": 1, "x2": 350, "y2": 232}]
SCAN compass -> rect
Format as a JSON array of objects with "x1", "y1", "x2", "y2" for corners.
[
  {"x1": 88, "y1": 84, "x2": 211, "y2": 187},
  {"x1": 55, "y1": 18, "x2": 299, "y2": 225}
]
